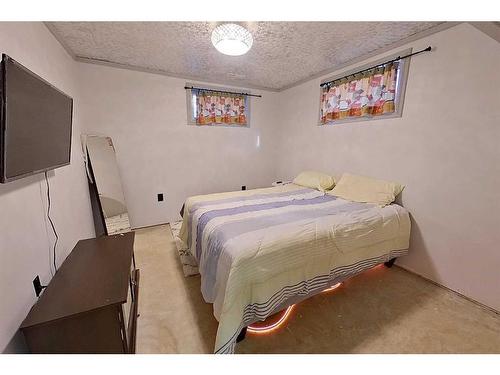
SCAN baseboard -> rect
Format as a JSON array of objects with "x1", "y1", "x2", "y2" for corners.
[
  {"x1": 395, "y1": 264, "x2": 500, "y2": 316},
  {"x1": 131, "y1": 222, "x2": 171, "y2": 231}
]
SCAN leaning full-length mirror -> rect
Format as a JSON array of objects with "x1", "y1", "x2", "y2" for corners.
[{"x1": 85, "y1": 135, "x2": 131, "y2": 235}]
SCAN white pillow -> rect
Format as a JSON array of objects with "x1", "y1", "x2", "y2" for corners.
[
  {"x1": 293, "y1": 171, "x2": 335, "y2": 192},
  {"x1": 328, "y1": 173, "x2": 404, "y2": 206}
]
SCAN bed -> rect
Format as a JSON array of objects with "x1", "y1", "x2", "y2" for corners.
[{"x1": 177, "y1": 183, "x2": 411, "y2": 353}]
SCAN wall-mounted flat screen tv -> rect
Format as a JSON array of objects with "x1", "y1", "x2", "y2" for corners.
[{"x1": 0, "y1": 54, "x2": 73, "y2": 183}]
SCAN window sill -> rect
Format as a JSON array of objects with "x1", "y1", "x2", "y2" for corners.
[{"x1": 317, "y1": 111, "x2": 402, "y2": 127}]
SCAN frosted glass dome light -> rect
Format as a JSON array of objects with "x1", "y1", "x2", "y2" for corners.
[{"x1": 211, "y1": 23, "x2": 253, "y2": 56}]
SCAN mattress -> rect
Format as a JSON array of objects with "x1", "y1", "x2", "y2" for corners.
[{"x1": 178, "y1": 184, "x2": 411, "y2": 353}]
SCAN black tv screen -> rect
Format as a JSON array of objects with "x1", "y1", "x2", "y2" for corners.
[{"x1": 0, "y1": 54, "x2": 73, "y2": 183}]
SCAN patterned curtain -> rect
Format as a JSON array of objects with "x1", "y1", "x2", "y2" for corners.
[
  {"x1": 320, "y1": 62, "x2": 399, "y2": 125},
  {"x1": 194, "y1": 90, "x2": 247, "y2": 126}
]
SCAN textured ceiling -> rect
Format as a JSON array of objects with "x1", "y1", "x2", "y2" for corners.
[{"x1": 47, "y1": 22, "x2": 442, "y2": 91}]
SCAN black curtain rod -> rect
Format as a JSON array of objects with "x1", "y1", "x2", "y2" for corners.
[
  {"x1": 184, "y1": 86, "x2": 262, "y2": 98},
  {"x1": 320, "y1": 46, "x2": 432, "y2": 88}
]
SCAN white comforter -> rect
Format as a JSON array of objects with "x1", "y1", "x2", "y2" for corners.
[{"x1": 179, "y1": 184, "x2": 410, "y2": 353}]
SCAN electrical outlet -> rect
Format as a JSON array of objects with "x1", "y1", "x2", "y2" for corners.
[
  {"x1": 33, "y1": 275, "x2": 46, "y2": 297},
  {"x1": 157, "y1": 193, "x2": 164, "y2": 202},
  {"x1": 241, "y1": 185, "x2": 246, "y2": 191}
]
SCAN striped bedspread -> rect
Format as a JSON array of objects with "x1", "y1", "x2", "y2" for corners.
[{"x1": 178, "y1": 184, "x2": 410, "y2": 353}]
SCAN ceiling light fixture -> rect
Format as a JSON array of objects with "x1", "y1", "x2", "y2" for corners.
[{"x1": 211, "y1": 23, "x2": 253, "y2": 56}]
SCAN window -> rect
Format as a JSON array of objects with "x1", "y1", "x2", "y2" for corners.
[
  {"x1": 318, "y1": 49, "x2": 410, "y2": 126},
  {"x1": 186, "y1": 85, "x2": 250, "y2": 127}
]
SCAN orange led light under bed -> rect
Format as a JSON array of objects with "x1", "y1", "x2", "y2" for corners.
[{"x1": 247, "y1": 283, "x2": 342, "y2": 334}]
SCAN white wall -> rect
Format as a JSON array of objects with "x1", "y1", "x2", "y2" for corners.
[
  {"x1": 274, "y1": 23, "x2": 500, "y2": 311},
  {"x1": 0, "y1": 23, "x2": 95, "y2": 352},
  {"x1": 78, "y1": 63, "x2": 280, "y2": 228}
]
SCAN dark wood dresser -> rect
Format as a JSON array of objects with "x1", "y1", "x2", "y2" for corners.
[{"x1": 20, "y1": 232, "x2": 139, "y2": 353}]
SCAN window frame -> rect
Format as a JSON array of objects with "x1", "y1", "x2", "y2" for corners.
[
  {"x1": 185, "y1": 82, "x2": 252, "y2": 128},
  {"x1": 317, "y1": 48, "x2": 412, "y2": 126}
]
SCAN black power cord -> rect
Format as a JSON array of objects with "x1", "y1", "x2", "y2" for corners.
[{"x1": 44, "y1": 171, "x2": 59, "y2": 273}]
